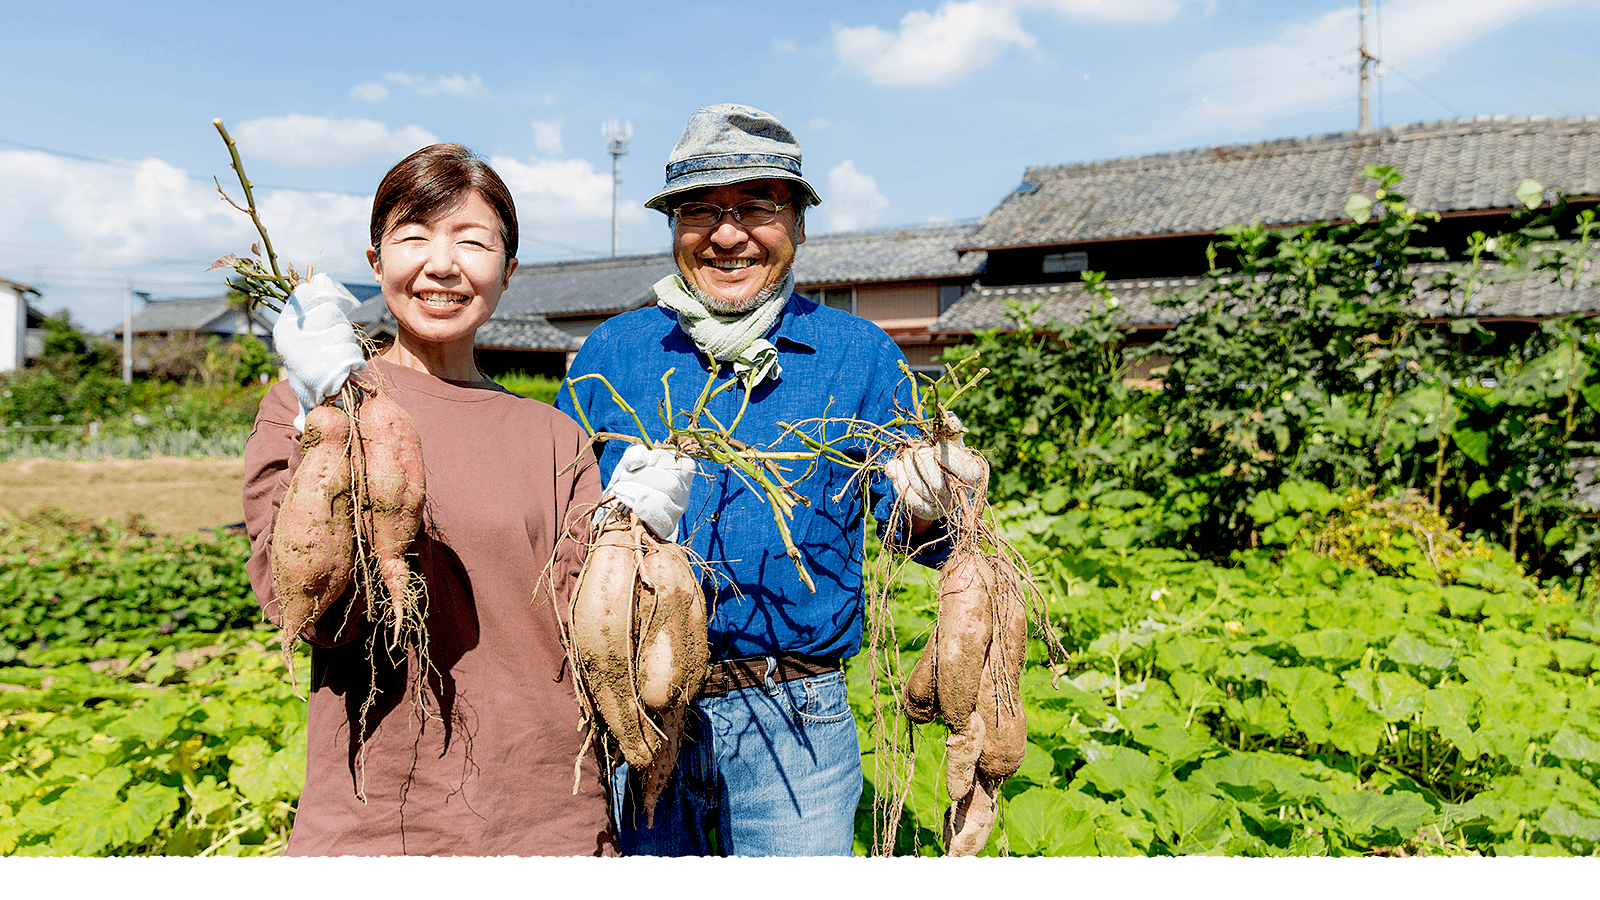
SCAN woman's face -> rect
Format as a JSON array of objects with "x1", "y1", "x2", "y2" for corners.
[{"x1": 367, "y1": 191, "x2": 517, "y2": 349}]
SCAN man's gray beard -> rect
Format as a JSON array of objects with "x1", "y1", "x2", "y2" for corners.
[{"x1": 690, "y1": 268, "x2": 792, "y2": 315}]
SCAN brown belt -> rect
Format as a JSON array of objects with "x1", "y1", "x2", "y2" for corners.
[{"x1": 700, "y1": 654, "x2": 841, "y2": 697}]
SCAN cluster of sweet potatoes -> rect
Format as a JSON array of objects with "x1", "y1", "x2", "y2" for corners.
[
  {"x1": 270, "y1": 390, "x2": 426, "y2": 652},
  {"x1": 904, "y1": 549, "x2": 1031, "y2": 854},
  {"x1": 567, "y1": 512, "x2": 707, "y2": 823}
]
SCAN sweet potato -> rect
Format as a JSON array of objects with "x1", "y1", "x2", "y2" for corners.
[
  {"x1": 640, "y1": 705, "x2": 686, "y2": 826},
  {"x1": 903, "y1": 629, "x2": 939, "y2": 725},
  {"x1": 977, "y1": 572, "x2": 1029, "y2": 780},
  {"x1": 570, "y1": 518, "x2": 654, "y2": 768},
  {"x1": 271, "y1": 404, "x2": 355, "y2": 638},
  {"x1": 355, "y1": 392, "x2": 426, "y2": 637},
  {"x1": 944, "y1": 709, "x2": 986, "y2": 802},
  {"x1": 634, "y1": 540, "x2": 708, "y2": 712},
  {"x1": 975, "y1": 656, "x2": 1026, "y2": 782},
  {"x1": 943, "y1": 773, "x2": 999, "y2": 857},
  {"x1": 935, "y1": 551, "x2": 995, "y2": 725}
]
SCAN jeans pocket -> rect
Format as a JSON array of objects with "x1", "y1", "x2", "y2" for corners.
[{"x1": 775, "y1": 670, "x2": 852, "y2": 725}]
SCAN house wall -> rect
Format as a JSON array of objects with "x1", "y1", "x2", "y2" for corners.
[
  {"x1": 855, "y1": 281, "x2": 939, "y2": 322},
  {"x1": 0, "y1": 286, "x2": 23, "y2": 372}
]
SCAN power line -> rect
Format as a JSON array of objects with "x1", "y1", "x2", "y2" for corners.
[
  {"x1": 0, "y1": 136, "x2": 371, "y2": 197},
  {"x1": 1386, "y1": 65, "x2": 1462, "y2": 119}
]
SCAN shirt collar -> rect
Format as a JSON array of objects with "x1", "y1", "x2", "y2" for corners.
[{"x1": 769, "y1": 292, "x2": 820, "y2": 353}]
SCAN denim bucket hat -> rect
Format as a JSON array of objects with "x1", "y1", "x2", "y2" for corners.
[{"x1": 645, "y1": 104, "x2": 823, "y2": 214}]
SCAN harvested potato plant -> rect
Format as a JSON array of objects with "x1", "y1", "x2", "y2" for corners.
[{"x1": 565, "y1": 511, "x2": 707, "y2": 824}]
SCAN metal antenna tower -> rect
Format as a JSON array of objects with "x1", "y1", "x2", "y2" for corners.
[{"x1": 603, "y1": 120, "x2": 632, "y2": 257}]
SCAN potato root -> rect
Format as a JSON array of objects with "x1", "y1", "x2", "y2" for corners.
[
  {"x1": 635, "y1": 541, "x2": 708, "y2": 712},
  {"x1": 935, "y1": 551, "x2": 996, "y2": 725},
  {"x1": 271, "y1": 404, "x2": 355, "y2": 638},
  {"x1": 944, "y1": 710, "x2": 986, "y2": 802},
  {"x1": 566, "y1": 511, "x2": 709, "y2": 825},
  {"x1": 866, "y1": 397, "x2": 1071, "y2": 858},
  {"x1": 977, "y1": 568, "x2": 1029, "y2": 781},
  {"x1": 903, "y1": 629, "x2": 939, "y2": 725},
  {"x1": 355, "y1": 391, "x2": 426, "y2": 639},
  {"x1": 943, "y1": 773, "x2": 999, "y2": 857},
  {"x1": 570, "y1": 518, "x2": 654, "y2": 769},
  {"x1": 975, "y1": 655, "x2": 1026, "y2": 782}
]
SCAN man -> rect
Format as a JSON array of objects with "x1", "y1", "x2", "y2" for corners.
[{"x1": 558, "y1": 104, "x2": 959, "y2": 856}]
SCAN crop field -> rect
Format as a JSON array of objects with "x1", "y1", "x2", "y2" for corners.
[{"x1": 2, "y1": 462, "x2": 1596, "y2": 857}]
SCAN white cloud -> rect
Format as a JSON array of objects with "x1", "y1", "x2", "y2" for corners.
[
  {"x1": 825, "y1": 160, "x2": 891, "y2": 232},
  {"x1": 1175, "y1": 0, "x2": 1582, "y2": 131},
  {"x1": 530, "y1": 119, "x2": 564, "y2": 155},
  {"x1": 0, "y1": 150, "x2": 375, "y2": 328},
  {"x1": 1019, "y1": 0, "x2": 1181, "y2": 22},
  {"x1": 833, "y1": 0, "x2": 1192, "y2": 86},
  {"x1": 487, "y1": 155, "x2": 646, "y2": 238},
  {"x1": 350, "y1": 81, "x2": 389, "y2": 102},
  {"x1": 382, "y1": 72, "x2": 484, "y2": 96},
  {"x1": 233, "y1": 115, "x2": 438, "y2": 168},
  {"x1": 834, "y1": 0, "x2": 1035, "y2": 87},
  {"x1": 772, "y1": 38, "x2": 801, "y2": 55}
]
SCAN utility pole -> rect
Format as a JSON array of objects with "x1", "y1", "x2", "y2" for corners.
[
  {"x1": 124, "y1": 287, "x2": 149, "y2": 385},
  {"x1": 123, "y1": 280, "x2": 133, "y2": 384},
  {"x1": 1359, "y1": 0, "x2": 1379, "y2": 132},
  {"x1": 603, "y1": 120, "x2": 632, "y2": 257}
]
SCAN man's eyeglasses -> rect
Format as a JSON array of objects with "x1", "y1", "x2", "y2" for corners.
[{"x1": 673, "y1": 199, "x2": 790, "y2": 228}]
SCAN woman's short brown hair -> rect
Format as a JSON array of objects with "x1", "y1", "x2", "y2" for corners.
[{"x1": 369, "y1": 143, "x2": 518, "y2": 265}]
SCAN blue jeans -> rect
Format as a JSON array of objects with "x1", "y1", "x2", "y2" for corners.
[{"x1": 612, "y1": 666, "x2": 862, "y2": 856}]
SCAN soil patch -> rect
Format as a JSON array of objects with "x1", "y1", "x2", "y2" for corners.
[{"x1": 0, "y1": 456, "x2": 247, "y2": 536}]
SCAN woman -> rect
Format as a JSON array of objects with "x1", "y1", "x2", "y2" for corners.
[{"x1": 241, "y1": 144, "x2": 613, "y2": 856}]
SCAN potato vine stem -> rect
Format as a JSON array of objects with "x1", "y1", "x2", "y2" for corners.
[{"x1": 209, "y1": 119, "x2": 302, "y2": 314}]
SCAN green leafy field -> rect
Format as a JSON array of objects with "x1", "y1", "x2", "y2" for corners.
[
  {"x1": 852, "y1": 501, "x2": 1600, "y2": 857},
  {"x1": 2, "y1": 500, "x2": 1597, "y2": 856},
  {"x1": 0, "y1": 628, "x2": 304, "y2": 856}
]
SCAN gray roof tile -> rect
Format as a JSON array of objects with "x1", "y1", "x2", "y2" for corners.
[
  {"x1": 497, "y1": 253, "x2": 675, "y2": 318},
  {"x1": 963, "y1": 116, "x2": 1600, "y2": 251},
  {"x1": 354, "y1": 306, "x2": 576, "y2": 353},
  {"x1": 793, "y1": 223, "x2": 987, "y2": 285},
  {"x1": 119, "y1": 296, "x2": 247, "y2": 334},
  {"x1": 474, "y1": 316, "x2": 580, "y2": 352}
]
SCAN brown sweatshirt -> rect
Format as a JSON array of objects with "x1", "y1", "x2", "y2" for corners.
[{"x1": 242, "y1": 358, "x2": 613, "y2": 856}]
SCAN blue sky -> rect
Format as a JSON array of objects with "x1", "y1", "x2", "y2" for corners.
[{"x1": 4, "y1": 0, "x2": 1598, "y2": 331}]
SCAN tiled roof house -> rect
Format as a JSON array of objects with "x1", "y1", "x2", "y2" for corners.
[
  {"x1": 111, "y1": 295, "x2": 265, "y2": 340},
  {"x1": 939, "y1": 115, "x2": 1600, "y2": 336},
  {"x1": 794, "y1": 223, "x2": 986, "y2": 370}
]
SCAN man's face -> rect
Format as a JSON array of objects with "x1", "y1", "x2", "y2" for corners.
[{"x1": 671, "y1": 179, "x2": 806, "y2": 314}]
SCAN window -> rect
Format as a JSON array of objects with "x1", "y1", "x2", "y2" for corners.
[
  {"x1": 938, "y1": 284, "x2": 966, "y2": 313},
  {"x1": 818, "y1": 287, "x2": 855, "y2": 314},
  {"x1": 1042, "y1": 251, "x2": 1088, "y2": 274}
]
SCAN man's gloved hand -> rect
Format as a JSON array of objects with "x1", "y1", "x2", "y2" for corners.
[
  {"x1": 602, "y1": 443, "x2": 697, "y2": 542},
  {"x1": 885, "y1": 413, "x2": 990, "y2": 522},
  {"x1": 272, "y1": 273, "x2": 367, "y2": 431}
]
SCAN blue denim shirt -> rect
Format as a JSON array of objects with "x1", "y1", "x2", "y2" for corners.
[{"x1": 558, "y1": 292, "x2": 946, "y2": 662}]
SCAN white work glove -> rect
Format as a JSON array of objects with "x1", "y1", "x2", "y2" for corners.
[
  {"x1": 885, "y1": 414, "x2": 990, "y2": 521},
  {"x1": 601, "y1": 443, "x2": 697, "y2": 542},
  {"x1": 272, "y1": 273, "x2": 367, "y2": 431}
]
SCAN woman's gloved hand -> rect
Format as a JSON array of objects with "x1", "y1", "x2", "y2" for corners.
[
  {"x1": 272, "y1": 273, "x2": 367, "y2": 431},
  {"x1": 601, "y1": 443, "x2": 697, "y2": 543}
]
